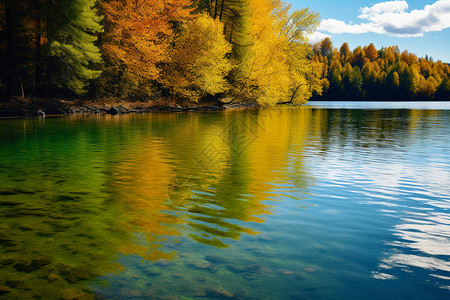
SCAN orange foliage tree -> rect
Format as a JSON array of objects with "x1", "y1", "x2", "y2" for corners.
[{"x1": 100, "y1": 0, "x2": 193, "y2": 96}]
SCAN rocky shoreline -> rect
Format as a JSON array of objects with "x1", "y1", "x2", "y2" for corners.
[{"x1": 0, "y1": 98, "x2": 259, "y2": 118}]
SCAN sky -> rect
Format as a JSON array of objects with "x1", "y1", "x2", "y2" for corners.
[{"x1": 290, "y1": 0, "x2": 450, "y2": 62}]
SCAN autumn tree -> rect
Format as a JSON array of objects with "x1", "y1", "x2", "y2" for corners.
[
  {"x1": 364, "y1": 43, "x2": 378, "y2": 61},
  {"x1": 231, "y1": 0, "x2": 320, "y2": 106},
  {"x1": 100, "y1": 0, "x2": 193, "y2": 97},
  {"x1": 197, "y1": 0, "x2": 251, "y2": 62},
  {"x1": 350, "y1": 46, "x2": 365, "y2": 68},
  {"x1": 436, "y1": 74, "x2": 450, "y2": 100},
  {"x1": 158, "y1": 14, "x2": 232, "y2": 102},
  {"x1": 311, "y1": 40, "x2": 449, "y2": 101},
  {"x1": 320, "y1": 37, "x2": 332, "y2": 57},
  {"x1": 339, "y1": 42, "x2": 350, "y2": 59}
]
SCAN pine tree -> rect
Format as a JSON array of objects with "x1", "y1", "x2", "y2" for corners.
[
  {"x1": 339, "y1": 42, "x2": 350, "y2": 60},
  {"x1": 319, "y1": 37, "x2": 332, "y2": 57},
  {"x1": 48, "y1": 0, "x2": 103, "y2": 94}
]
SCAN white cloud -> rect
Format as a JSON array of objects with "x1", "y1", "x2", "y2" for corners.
[
  {"x1": 316, "y1": 0, "x2": 450, "y2": 38},
  {"x1": 359, "y1": 0, "x2": 409, "y2": 19},
  {"x1": 306, "y1": 31, "x2": 331, "y2": 44},
  {"x1": 320, "y1": 19, "x2": 384, "y2": 34}
]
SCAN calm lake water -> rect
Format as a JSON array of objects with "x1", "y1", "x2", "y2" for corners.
[{"x1": 0, "y1": 102, "x2": 449, "y2": 299}]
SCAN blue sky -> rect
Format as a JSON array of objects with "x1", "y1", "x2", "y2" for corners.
[{"x1": 290, "y1": 0, "x2": 450, "y2": 62}]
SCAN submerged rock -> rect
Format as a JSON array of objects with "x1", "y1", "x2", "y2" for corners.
[
  {"x1": 156, "y1": 258, "x2": 172, "y2": 266},
  {"x1": 0, "y1": 255, "x2": 14, "y2": 266},
  {"x1": 204, "y1": 255, "x2": 227, "y2": 264},
  {"x1": 5, "y1": 277, "x2": 23, "y2": 288},
  {"x1": 205, "y1": 287, "x2": 234, "y2": 299},
  {"x1": 47, "y1": 274, "x2": 61, "y2": 282},
  {"x1": 31, "y1": 256, "x2": 52, "y2": 269},
  {"x1": 194, "y1": 276, "x2": 206, "y2": 282},
  {"x1": 118, "y1": 288, "x2": 142, "y2": 298},
  {"x1": 13, "y1": 261, "x2": 34, "y2": 273},
  {"x1": 303, "y1": 268, "x2": 316, "y2": 272},
  {"x1": 59, "y1": 288, "x2": 95, "y2": 300},
  {"x1": 71, "y1": 265, "x2": 91, "y2": 280},
  {"x1": 278, "y1": 269, "x2": 294, "y2": 275},
  {"x1": 142, "y1": 267, "x2": 161, "y2": 277},
  {"x1": 245, "y1": 264, "x2": 261, "y2": 273},
  {"x1": 189, "y1": 260, "x2": 213, "y2": 270},
  {"x1": 227, "y1": 265, "x2": 247, "y2": 274},
  {"x1": 259, "y1": 235, "x2": 272, "y2": 242},
  {"x1": 243, "y1": 274, "x2": 257, "y2": 280}
]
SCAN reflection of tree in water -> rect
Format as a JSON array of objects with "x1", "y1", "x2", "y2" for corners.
[
  {"x1": 300, "y1": 107, "x2": 450, "y2": 289},
  {"x1": 0, "y1": 108, "x2": 320, "y2": 299},
  {"x1": 0, "y1": 118, "x2": 138, "y2": 299},
  {"x1": 156, "y1": 109, "x2": 314, "y2": 248},
  {"x1": 312, "y1": 108, "x2": 445, "y2": 152}
]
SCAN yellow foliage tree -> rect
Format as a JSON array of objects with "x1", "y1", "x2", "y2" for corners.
[
  {"x1": 158, "y1": 14, "x2": 233, "y2": 102},
  {"x1": 230, "y1": 0, "x2": 320, "y2": 106}
]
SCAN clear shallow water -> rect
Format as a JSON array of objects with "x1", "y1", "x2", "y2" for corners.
[{"x1": 0, "y1": 103, "x2": 449, "y2": 299}]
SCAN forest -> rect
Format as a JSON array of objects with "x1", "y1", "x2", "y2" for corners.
[
  {"x1": 0, "y1": 0, "x2": 322, "y2": 106},
  {"x1": 310, "y1": 38, "x2": 450, "y2": 101},
  {"x1": 0, "y1": 0, "x2": 449, "y2": 107}
]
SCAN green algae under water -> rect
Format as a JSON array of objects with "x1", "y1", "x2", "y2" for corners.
[{"x1": 0, "y1": 102, "x2": 450, "y2": 299}]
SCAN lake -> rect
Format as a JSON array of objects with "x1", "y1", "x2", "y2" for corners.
[{"x1": 0, "y1": 102, "x2": 449, "y2": 299}]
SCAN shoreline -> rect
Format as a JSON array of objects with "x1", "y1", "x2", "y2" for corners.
[{"x1": 0, "y1": 98, "x2": 260, "y2": 119}]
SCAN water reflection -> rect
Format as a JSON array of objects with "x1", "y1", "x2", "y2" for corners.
[
  {"x1": 375, "y1": 209, "x2": 450, "y2": 289},
  {"x1": 0, "y1": 105, "x2": 449, "y2": 298},
  {"x1": 109, "y1": 109, "x2": 311, "y2": 249}
]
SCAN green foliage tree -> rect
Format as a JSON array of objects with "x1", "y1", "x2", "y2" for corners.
[
  {"x1": 0, "y1": 0, "x2": 103, "y2": 98},
  {"x1": 49, "y1": 0, "x2": 103, "y2": 94}
]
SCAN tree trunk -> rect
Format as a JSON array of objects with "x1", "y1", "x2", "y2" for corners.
[
  {"x1": 214, "y1": 0, "x2": 218, "y2": 19},
  {"x1": 219, "y1": 0, "x2": 225, "y2": 21},
  {"x1": 33, "y1": 1, "x2": 42, "y2": 97},
  {"x1": 277, "y1": 85, "x2": 300, "y2": 105},
  {"x1": 229, "y1": 21, "x2": 234, "y2": 43},
  {"x1": 46, "y1": 0, "x2": 55, "y2": 92},
  {"x1": 4, "y1": 0, "x2": 16, "y2": 99}
]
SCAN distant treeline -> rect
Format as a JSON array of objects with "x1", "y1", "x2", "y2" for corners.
[
  {"x1": 310, "y1": 38, "x2": 450, "y2": 101},
  {"x1": 0, "y1": 0, "x2": 323, "y2": 106},
  {"x1": 1, "y1": 0, "x2": 448, "y2": 105}
]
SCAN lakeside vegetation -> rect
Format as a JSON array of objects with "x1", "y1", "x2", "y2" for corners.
[
  {"x1": 0, "y1": 0, "x2": 448, "y2": 109},
  {"x1": 310, "y1": 38, "x2": 450, "y2": 101},
  {"x1": 0, "y1": 0, "x2": 322, "y2": 106}
]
